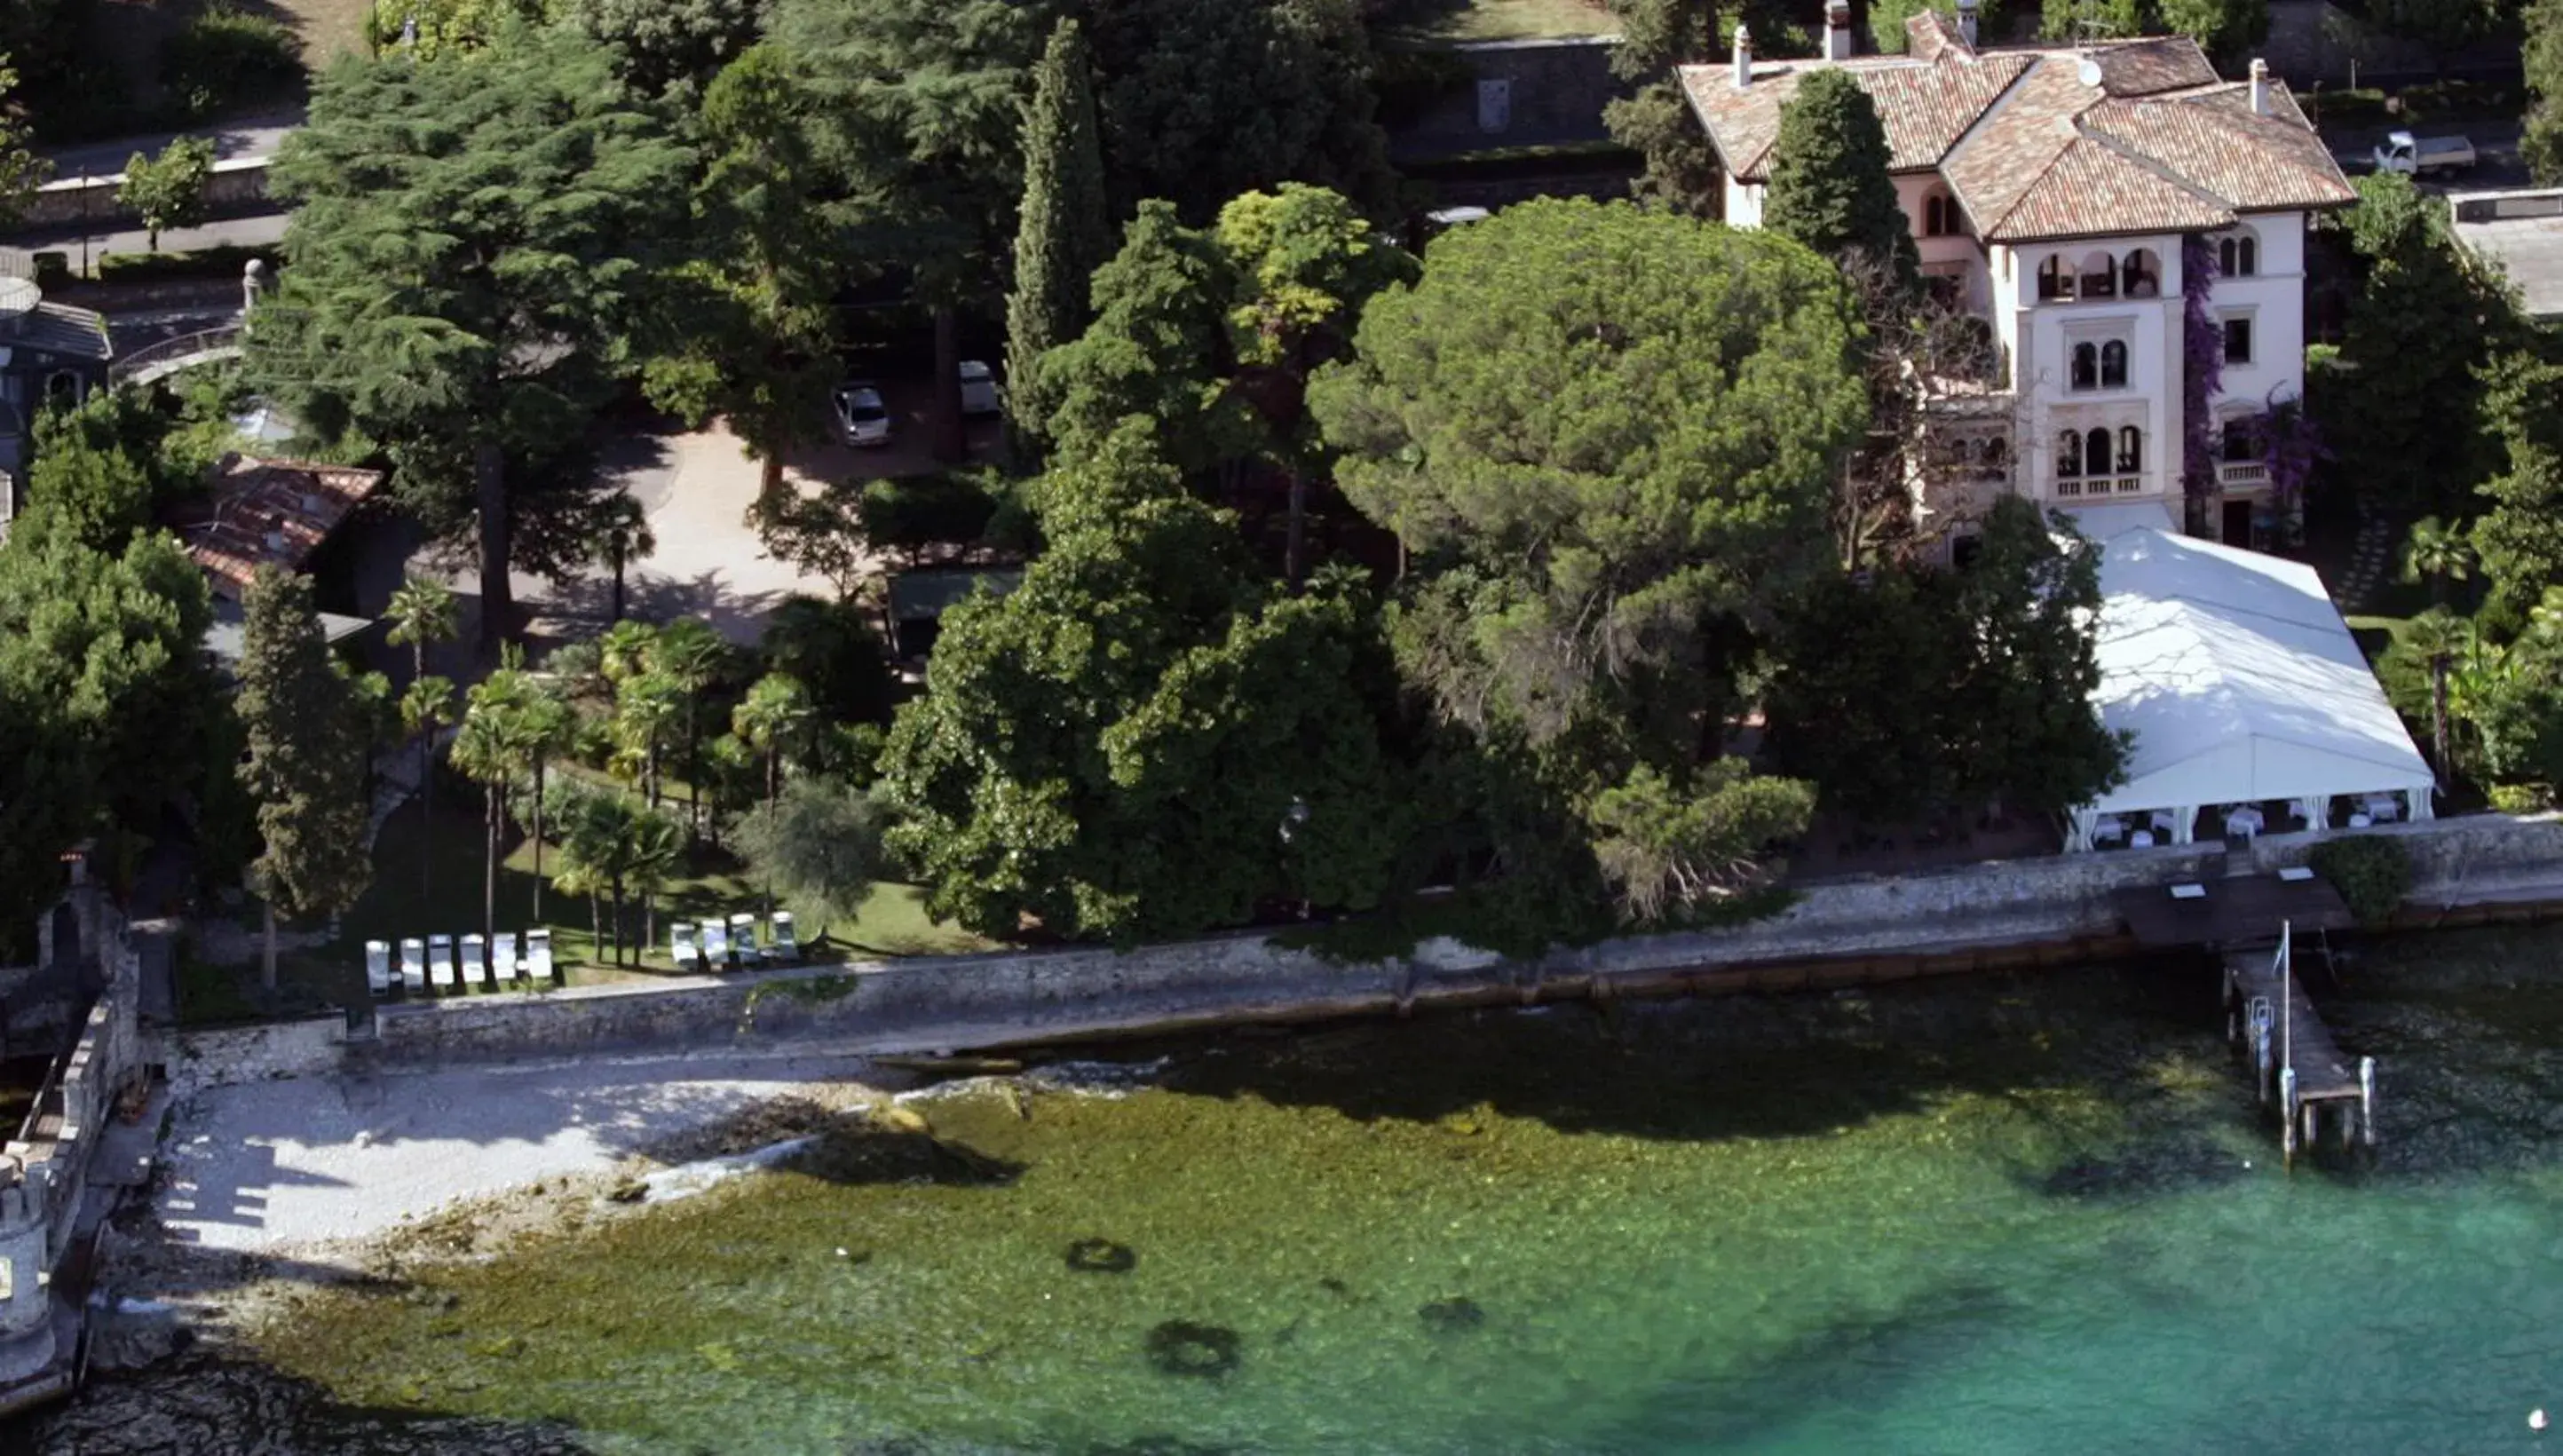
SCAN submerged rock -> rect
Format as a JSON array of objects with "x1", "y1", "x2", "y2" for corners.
[
  {"x1": 1418, "y1": 1297, "x2": 1485, "y2": 1334},
  {"x1": 1143, "y1": 1321, "x2": 1240, "y2": 1378},
  {"x1": 1065, "y1": 1238, "x2": 1137, "y2": 1274}
]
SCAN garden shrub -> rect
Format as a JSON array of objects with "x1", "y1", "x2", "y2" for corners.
[
  {"x1": 98, "y1": 243, "x2": 275, "y2": 284},
  {"x1": 2488, "y1": 782, "x2": 2554, "y2": 815},
  {"x1": 858, "y1": 471, "x2": 1003, "y2": 558},
  {"x1": 162, "y1": 6, "x2": 304, "y2": 122},
  {"x1": 2307, "y1": 835, "x2": 2412, "y2": 927}
]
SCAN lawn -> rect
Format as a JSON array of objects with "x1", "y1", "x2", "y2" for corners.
[
  {"x1": 255, "y1": 0, "x2": 380, "y2": 63},
  {"x1": 1385, "y1": 0, "x2": 1618, "y2": 43},
  {"x1": 178, "y1": 796, "x2": 997, "y2": 1024}
]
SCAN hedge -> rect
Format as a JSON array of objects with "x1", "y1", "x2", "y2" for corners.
[
  {"x1": 859, "y1": 471, "x2": 1004, "y2": 557},
  {"x1": 2307, "y1": 835, "x2": 2411, "y2": 928},
  {"x1": 98, "y1": 244, "x2": 276, "y2": 284}
]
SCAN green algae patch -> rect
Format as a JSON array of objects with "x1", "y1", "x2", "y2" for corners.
[{"x1": 245, "y1": 968, "x2": 2286, "y2": 1454}]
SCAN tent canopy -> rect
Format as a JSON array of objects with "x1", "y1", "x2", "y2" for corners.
[{"x1": 2079, "y1": 526, "x2": 2433, "y2": 824}]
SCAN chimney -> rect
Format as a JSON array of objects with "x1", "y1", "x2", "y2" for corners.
[
  {"x1": 1733, "y1": 22, "x2": 1752, "y2": 88},
  {"x1": 2249, "y1": 58, "x2": 2269, "y2": 115},
  {"x1": 1956, "y1": 0, "x2": 1980, "y2": 50},
  {"x1": 1825, "y1": 0, "x2": 1853, "y2": 60}
]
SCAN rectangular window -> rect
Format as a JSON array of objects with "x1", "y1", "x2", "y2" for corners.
[{"x1": 2223, "y1": 317, "x2": 2253, "y2": 365}]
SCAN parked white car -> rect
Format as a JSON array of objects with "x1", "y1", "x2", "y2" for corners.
[
  {"x1": 2372, "y1": 131, "x2": 2475, "y2": 177},
  {"x1": 833, "y1": 382, "x2": 892, "y2": 447},
  {"x1": 958, "y1": 359, "x2": 1002, "y2": 417}
]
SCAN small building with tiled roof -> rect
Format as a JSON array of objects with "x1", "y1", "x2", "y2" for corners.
[
  {"x1": 169, "y1": 453, "x2": 384, "y2": 601},
  {"x1": 1681, "y1": 0, "x2": 2356, "y2": 553}
]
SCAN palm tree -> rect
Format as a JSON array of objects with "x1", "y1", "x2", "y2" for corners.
[
  {"x1": 550, "y1": 854, "x2": 608, "y2": 968},
  {"x1": 594, "y1": 494, "x2": 656, "y2": 624},
  {"x1": 650, "y1": 617, "x2": 731, "y2": 842},
  {"x1": 399, "y1": 675, "x2": 457, "y2": 897},
  {"x1": 613, "y1": 669, "x2": 684, "y2": 810},
  {"x1": 385, "y1": 576, "x2": 460, "y2": 683},
  {"x1": 624, "y1": 805, "x2": 684, "y2": 964},
  {"x1": 449, "y1": 703, "x2": 517, "y2": 945},
  {"x1": 2399, "y1": 516, "x2": 2476, "y2": 605},
  {"x1": 2404, "y1": 607, "x2": 2472, "y2": 779},
  {"x1": 508, "y1": 685, "x2": 576, "y2": 922},
  {"x1": 558, "y1": 787, "x2": 634, "y2": 963},
  {"x1": 732, "y1": 673, "x2": 811, "y2": 912},
  {"x1": 598, "y1": 618, "x2": 659, "y2": 690}
]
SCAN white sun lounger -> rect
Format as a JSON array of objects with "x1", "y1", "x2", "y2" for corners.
[
  {"x1": 768, "y1": 912, "x2": 798, "y2": 965},
  {"x1": 428, "y1": 934, "x2": 456, "y2": 991},
  {"x1": 524, "y1": 928, "x2": 554, "y2": 983},
  {"x1": 492, "y1": 931, "x2": 518, "y2": 983},
  {"x1": 461, "y1": 933, "x2": 487, "y2": 987},
  {"x1": 365, "y1": 940, "x2": 392, "y2": 996},
  {"x1": 730, "y1": 913, "x2": 761, "y2": 965},
  {"x1": 700, "y1": 918, "x2": 732, "y2": 970},
  {"x1": 399, "y1": 938, "x2": 426, "y2": 993},
  {"x1": 672, "y1": 922, "x2": 700, "y2": 970}
]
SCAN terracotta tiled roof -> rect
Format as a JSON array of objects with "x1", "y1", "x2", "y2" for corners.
[
  {"x1": 1983, "y1": 134, "x2": 2236, "y2": 241},
  {"x1": 169, "y1": 455, "x2": 383, "y2": 600},
  {"x1": 1682, "y1": 31, "x2": 2355, "y2": 241},
  {"x1": 2085, "y1": 37, "x2": 2219, "y2": 96},
  {"x1": 1681, "y1": 51, "x2": 2032, "y2": 182},
  {"x1": 2084, "y1": 84, "x2": 2357, "y2": 215}
]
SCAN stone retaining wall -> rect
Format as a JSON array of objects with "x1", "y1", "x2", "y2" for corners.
[
  {"x1": 161, "y1": 811, "x2": 2563, "y2": 1087},
  {"x1": 22, "y1": 158, "x2": 272, "y2": 230}
]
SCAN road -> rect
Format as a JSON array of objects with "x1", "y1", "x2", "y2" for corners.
[
  {"x1": 37, "y1": 107, "x2": 305, "y2": 178},
  {"x1": 2324, "y1": 119, "x2": 2529, "y2": 192}
]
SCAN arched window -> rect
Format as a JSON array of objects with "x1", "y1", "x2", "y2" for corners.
[
  {"x1": 2038, "y1": 255, "x2": 2075, "y2": 301},
  {"x1": 2071, "y1": 343, "x2": 2099, "y2": 391},
  {"x1": 2080, "y1": 249, "x2": 2118, "y2": 298},
  {"x1": 44, "y1": 371, "x2": 77, "y2": 406},
  {"x1": 2116, "y1": 426, "x2": 2142, "y2": 474},
  {"x1": 2057, "y1": 430, "x2": 2084, "y2": 478},
  {"x1": 2121, "y1": 248, "x2": 2161, "y2": 297},
  {"x1": 2087, "y1": 429, "x2": 2113, "y2": 479},
  {"x1": 1982, "y1": 436, "x2": 2007, "y2": 471},
  {"x1": 2221, "y1": 416, "x2": 2257, "y2": 462},
  {"x1": 2100, "y1": 340, "x2": 2128, "y2": 389},
  {"x1": 1924, "y1": 191, "x2": 1961, "y2": 237},
  {"x1": 2219, "y1": 232, "x2": 2259, "y2": 278}
]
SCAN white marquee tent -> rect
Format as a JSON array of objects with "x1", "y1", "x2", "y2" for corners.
[{"x1": 2061, "y1": 515, "x2": 2436, "y2": 851}]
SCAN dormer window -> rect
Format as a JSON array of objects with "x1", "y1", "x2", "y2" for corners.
[{"x1": 1924, "y1": 190, "x2": 1963, "y2": 237}]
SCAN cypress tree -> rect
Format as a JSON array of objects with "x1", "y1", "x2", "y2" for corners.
[
  {"x1": 1004, "y1": 19, "x2": 1111, "y2": 451},
  {"x1": 237, "y1": 566, "x2": 373, "y2": 991},
  {"x1": 1762, "y1": 68, "x2": 1918, "y2": 285}
]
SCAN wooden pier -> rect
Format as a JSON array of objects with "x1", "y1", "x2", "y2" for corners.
[{"x1": 2222, "y1": 922, "x2": 2376, "y2": 1162}]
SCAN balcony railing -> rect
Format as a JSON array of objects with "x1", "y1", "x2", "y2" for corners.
[
  {"x1": 2219, "y1": 461, "x2": 2270, "y2": 487},
  {"x1": 2053, "y1": 477, "x2": 2147, "y2": 498}
]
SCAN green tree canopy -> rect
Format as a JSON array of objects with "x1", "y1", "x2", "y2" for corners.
[
  {"x1": 119, "y1": 135, "x2": 214, "y2": 251},
  {"x1": 1036, "y1": 201, "x2": 1260, "y2": 474},
  {"x1": 1762, "y1": 67, "x2": 1918, "y2": 285},
  {"x1": 236, "y1": 566, "x2": 373, "y2": 986},
  {"x1": 731, "y1": 775, "x2": 882, "y2": 945},
  {"x1": 2472, "y1": 352, "x2": 2563, "y2": 619},
  {"x1": 563, "y1": 0, "x2": 763, "y2": 95},
  {"x1": 244, "y1": 29, "x2": 696, "y2": 645},
  {"x1": 0, "y1": 526, "x2": 215, "y2": 943},
  {"x1": 878, "y1": 425, "x2": 1405, "y2": 944},
  {"x1": 1311, "y1": 199, "x2": 1863, "y2": 929},
  {"x1": 1005, "y1": 19, "x2": 1113, "y2": 453},
  {"x1": 1086, "y1": 0, "x2": 1392, "y2": 222},
  {"x1": 2325, "y1": 172, "x2": 2521, "y2": 516},
  {"x1": 2530, "y1": 0, "x2": 2563, "y2": 185},
  {"x1": 0, "y1": 54, "x2": 45, "y2": 227}
]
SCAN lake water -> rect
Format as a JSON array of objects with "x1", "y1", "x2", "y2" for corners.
[{"x1": 24, "y1": 927, "x2": 2563, "y2": 1454}]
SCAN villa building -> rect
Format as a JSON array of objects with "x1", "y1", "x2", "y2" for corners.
[{"x1": 1681, "y1": 0, "x2": 2355, "y2": 552}]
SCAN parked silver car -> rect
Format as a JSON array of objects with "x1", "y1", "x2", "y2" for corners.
[
  {"x1": 958, "y1": 360, "x2": 1003, "y2": 417},
  {"x1": 833, "y1": 382, "x2": 892, "y2": 447}
]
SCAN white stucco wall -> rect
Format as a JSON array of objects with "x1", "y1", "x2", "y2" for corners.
[
  {"x1": 1725, "y1": 176, "x2": 1764, "y2": 227},
  {"x1": 2207, "y1": 210, "x2": 2308, "y2": 422},
  {"x1": 2007, "y1": 234, "x2": 2185, "y2": 506}
]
